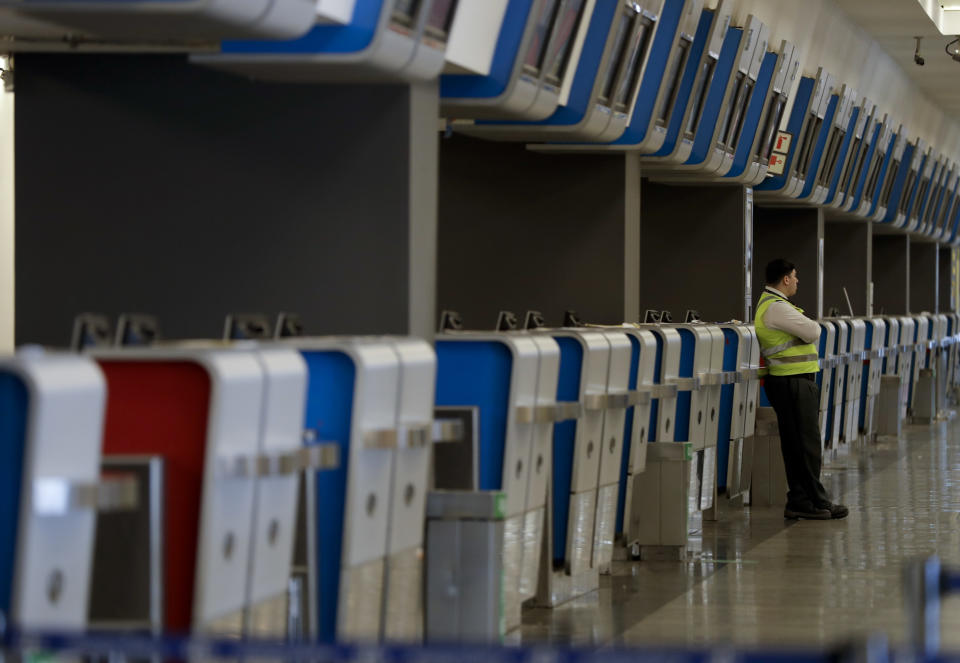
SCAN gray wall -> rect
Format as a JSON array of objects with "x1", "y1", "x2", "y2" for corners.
[
  {"x1": 939, "y1": 246, "x2": 953, "y2": 313},
  {"x1": 824, "y1": 221, "x2": 869, "y2": 316},
  {"x1": 641, "y1": 182, "x2": 748, "y2": 323},
  {"x1": 872, "y1": 235, "x2": 909, "y2": 315},
  {"x1": 910, "y1": 240, "x2": 938, "y2": 313},
  {"x1": 437, "y1": 135, "x2": 627, "y2": 329},
  {"x1": 754, "y1": 207, "x2": 819, "y2": 316},
  {"x1": 15, "y1": 54, "x2": 420, "y2": 346}
]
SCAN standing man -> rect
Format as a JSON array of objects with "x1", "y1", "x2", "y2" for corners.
[{"x1": 756, "y1": 259, "x2": 848, "y2": 520}]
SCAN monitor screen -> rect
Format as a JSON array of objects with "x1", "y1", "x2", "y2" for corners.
[
  {"x1": 758, "y1": 93, "x2": 786, "y2": 162},
  {"x1": 839, "y1": 137, "x2": 862, "y2": 194},
  {"x1": 426, "y1": 0, "x2": 457, "y2": 37},
  {"x1": 721, "y1": 73, "x2": 752, "y2": 150},
  {"x1": 524, "y1": 0, "x2": 559, "y2": 74},
  {"x1": 816, "y1": 128, "x2": 844, "y2": 187},
  {"x1": 599, "y1": 12, "x2": 633, "y2": 103},
  {"x1": 543, "y1": 0, "x2": 586, "y2": 85},
  {"x1": 392, "y1": 0, "x2": 421, "y2": 27},
  {"x1": 685, "y1": 59, "x2": 714, "y2": 137},
  {"x1": 613, "y1": 16, "x2": 652, "y2": 111},
  {"x1": 879, "y1": 158, "x2": 900, "y2": 207},
  {"x1": 656, "y1": 39, "x2": 690, "y2": 125}
]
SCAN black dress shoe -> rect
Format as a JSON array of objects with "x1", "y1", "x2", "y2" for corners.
[
  {"x1": 784, "y1": 504, "x2": 832, "y2": 520},
  {"x1": 817, "y1": 503, "x2": 849, "y2": 519}
]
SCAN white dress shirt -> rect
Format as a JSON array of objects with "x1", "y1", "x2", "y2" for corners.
[{"x1": 761, "y1": 287, "x2": 821, "y2": 344}]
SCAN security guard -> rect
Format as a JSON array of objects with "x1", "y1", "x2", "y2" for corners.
[{"x1": 756, "y1": 259, "x2": 848, "y2": 520}]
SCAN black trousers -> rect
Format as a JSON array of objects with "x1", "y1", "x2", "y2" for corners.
[{"x1": 762, "y1": 373, "x2": 831, "y2": 508}]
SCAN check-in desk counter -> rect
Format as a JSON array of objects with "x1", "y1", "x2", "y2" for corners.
[
  {"x1": 628, "y1": 323, "x2": 686, "y2": 558},
  {"x1": 614, "y1": 326, "x2": 657, "y2": 557},
  {"x1": 807, "y1": 87, "x2": 857, "y2": 206},
  {"x1": 860, "y1": 318, "x2": 887, "y2": 441},
  {"x1": 0, "y1": 350, "x2": 109, "y2": 631},
  {"x1": 380, "y1": 339, "x2": 436, "y2": 642},
  {"x1": 867, "y1": 126, "x2": 908, "y2": 223},
  {"x1": 195, "y1": 0, "x2": 459, "y2": 83},
  {"x1": 0, "y1": 0, "x2": 318, "y2": 41},
  {"x1": 755, "y1": 69, "x2": 835, "y2": 202},
  {"x1": 843, "y1": 319, "x2": 867, "y2": 444},
  {"x1": 826, "y1": 99, "x2": 875, "y2": 209},
  {"x1": 90, "y1": 345, "x2": 279, "y2": 636},
  {"x1": 895, "y1": 316, "x2": 917, "y2": 415},
  {"x1": 460, "y1": 0, "x2": 661, "y2": 143},
  {"x1": 816, "y1": 321, "x2": 838, "y2": 449},
  {"x1": 434, "y1": 332, "x2": 541, "y2": 626},
  {"x1": 824, "y1": 319, "x2": 848, "y2": 449},
  {"x1": 716, "y1": 323, "x2": 760, "y2": 500},
  {"x1": 292, "y1": 338, "x2": 437, "y2": 643}
]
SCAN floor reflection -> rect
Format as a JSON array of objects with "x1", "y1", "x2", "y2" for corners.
[{"x1": 519, "y1": 417, "x2": 960, "y2": 649}]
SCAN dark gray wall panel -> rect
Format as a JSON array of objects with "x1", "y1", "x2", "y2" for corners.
[
  {"x1": 437, "y1": 135, "x2": 626, "y2": 329},
  {"x1": 15, "y1": 54, "x2": 413, "y2": 346},
  {"x1": 641, "y1": 182, "x2": 747, "y2": 323},
  {"x1": 824, "y1": 221, "x2": 869, "y2": 316},
  {"x1": 753, "y1": 207, "x2": 818, "y2": 317},
  {"x1": 872, "y1": 235, "x2": 908, "y2": 316},
  {"x1": 939, "y1": 246, "x2": 953, "y2": 313},
  {"x1": 910, "y1": 241, "x2": 938, "y2": 313}
]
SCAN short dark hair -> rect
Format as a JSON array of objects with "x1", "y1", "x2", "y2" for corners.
[{"x1": 765, "y1": 258, "x2": 797, "y2": 285}]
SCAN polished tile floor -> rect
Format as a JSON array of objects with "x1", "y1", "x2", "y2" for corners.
[{"x1": 521, "y1": 416, "x2": 960, "y2": 649}]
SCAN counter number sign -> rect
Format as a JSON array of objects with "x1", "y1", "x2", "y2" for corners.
[{"x1": 767, "y1": 130, "x2": 793, "y2": 176}]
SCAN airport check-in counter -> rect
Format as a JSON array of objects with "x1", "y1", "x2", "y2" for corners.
[
  {"x1": 788, "y1": 83, "x2": 846, "y2": 205},
  {"x1": 827, "y1": 99, "x2": 876, "y2": 210},
  {"x1": 809, "y1": 87, "x2": 857, "y2": 206},
  {"x1": 0, "y1": 350, "x2": 112, "y2": 631},
  {"x1": 860, "y1": 318, "x2": 887, "y2": 440},
  {"x1": 828, "y1": 318, "x2": 866, "y2": 446},
  {"x1": 0, "y1": 0, "x2": 319, "y2": 40},
  {"x1": 457, "y1": 0, "x2": 658, "y2": 143},
  {"x1": 87, "y1": 345, "x2": 292, "y2": 636},
  {"x1": 816, "y1": 321, "x2": 838, "y2": 449},
  {"x1": 755, "y1": 68, "x2": 834, "y2": 202},
  {"x1": 434, "y1": 331, "x2": 542, "y2": 627},
  {"x1": 716, "y1": 323, "x2": 760, "y2": 500},
  {"x1": 824, "y1": 319, "x2": 848, "y2": 449},
  {"x1": 615, "y1": 326, "x2": 656, "y2": 557},
  {"x1": 289, "y1": 337, "x2": 440, "y2": 643},
  {"x1": 194, "y1": 0, "x2": 459, "y2": 83},
  {"x1": 442, "y1": 0, "x2": 591, "y2": 123}
]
